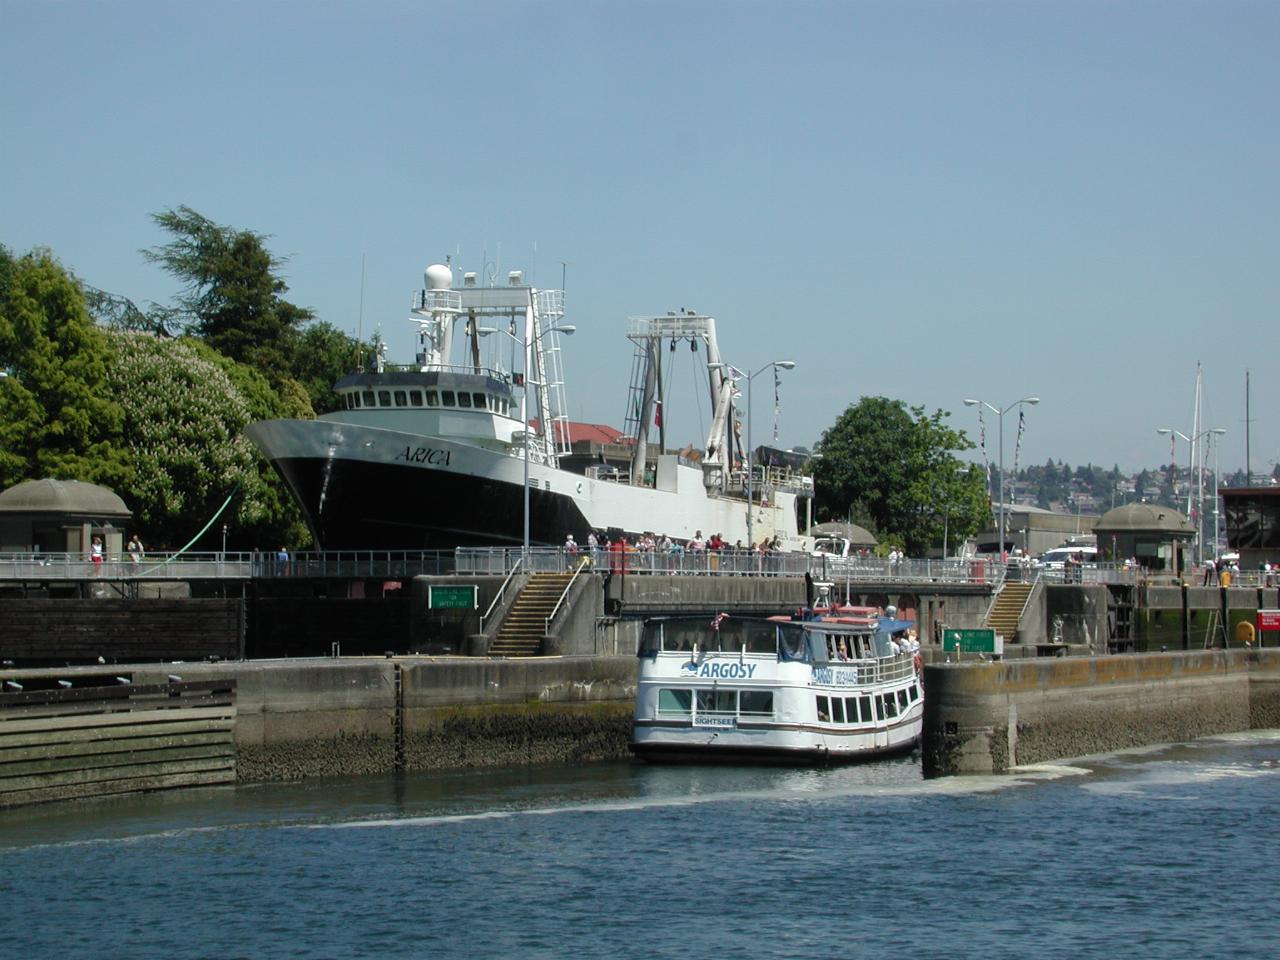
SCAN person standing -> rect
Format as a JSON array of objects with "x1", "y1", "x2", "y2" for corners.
[
  {"x1": 127, "y1": 535, "x2": 143, "y2": 564},
  {"x1": 90, "y1": 535, "x2": 104, "y2": 573}
]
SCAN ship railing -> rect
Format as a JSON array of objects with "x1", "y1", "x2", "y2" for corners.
[
  {"x1": 377, "y1": 361, "x2": 510, "y2": 382},
  {"x1": 411, "y1": 289, "x2": 463, "y2": 314}
]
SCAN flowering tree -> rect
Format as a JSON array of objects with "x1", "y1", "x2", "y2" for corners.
[{"x1": 102, "y1": 331, "x2": 310, "y2": 549}]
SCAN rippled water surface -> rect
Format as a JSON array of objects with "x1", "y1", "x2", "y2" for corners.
[{"x1": 3, "y1": 733, "x2": 1279, "y2": 959}]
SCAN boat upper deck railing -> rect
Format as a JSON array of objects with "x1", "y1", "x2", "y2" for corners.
[{"x1": 367, "y1": 361, "x2": 512, "y2": 382}]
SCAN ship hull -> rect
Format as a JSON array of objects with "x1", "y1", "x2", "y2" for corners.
[{"x1": 248, "y1": 418, "x2": 799, "y2": 550}]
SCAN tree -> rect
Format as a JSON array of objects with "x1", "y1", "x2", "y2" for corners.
[
  {"x1": 142, "y1": 207, "x2": 312, "y2": 379},
  {"x1": 812, "y1": 397, "x2": 989, "y2": 555},
  {"x1": 291, "y1": 321, "x2": 371, "y2": 415},
  {"x1": 0, "y1": 248, "x2": 127, "y2": 490},
  {"x1": 101, "y1": 331, "x2": 310, "y2": 548}
]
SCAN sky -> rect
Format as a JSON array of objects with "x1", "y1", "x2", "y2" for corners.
[{"x1": 2, "y1": 0, "x2": 1277, "y2": 478}]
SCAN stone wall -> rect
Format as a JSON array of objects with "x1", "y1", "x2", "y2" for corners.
[
  {"x1": 922, "y1": 648, "x2": 1280, "y2": 776},
  {"x1": 123, "y1": 656, "x2": 639, "y2": 782}
]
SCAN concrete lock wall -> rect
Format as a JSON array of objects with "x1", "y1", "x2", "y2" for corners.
[
  {"x1": 922, "y1": 649, "x2": 1280, "y2": 776},
  {"x1": 123, "y1": 656, "x2": 639, "y2": 783}
]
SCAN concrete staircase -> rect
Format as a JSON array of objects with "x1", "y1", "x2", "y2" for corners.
[
  {"x1": 984, "y1": 581, "x2": 1033, "y2": 643},
  {"x1": 488, "y1": 572, "x2": 576, "y2": 657}
]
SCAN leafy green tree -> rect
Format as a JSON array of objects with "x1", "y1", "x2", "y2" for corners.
[
  {"x1": 101, "y1": 331, "x2": 310, "y2": 549},
  {"x1": 0, "y1": 248, "x2": 127, "y2": 490},
  {"x1": 292, "y1": 321, "x2": 370, "y2": 415},
  {"x1": 812, "y1": 397, "x2": 989, "y2": 555},
  {"x1": 142, "y1": 207, "x2": 312, "y2": 379}
]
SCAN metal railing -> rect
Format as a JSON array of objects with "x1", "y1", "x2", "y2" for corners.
[{"x1": 4, "y1": 548, "x2": 1241, "y2": 588}]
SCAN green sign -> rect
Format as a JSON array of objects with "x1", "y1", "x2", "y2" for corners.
[
  {"x1": 429, "y1": 585, "x2": 478, "y2": 610},
  {"x1": 942, "y1": 628, "x2": 999, "y2": 654}
]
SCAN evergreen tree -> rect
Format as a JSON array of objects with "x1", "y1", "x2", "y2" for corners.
[{"x1": 143, "y1": 207, "x2": 312, "y2": 380}]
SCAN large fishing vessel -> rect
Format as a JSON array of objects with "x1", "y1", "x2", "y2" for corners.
[
  {"x1": 630, "y1": 611, "x2": 924, "y2": 763},
  {"x1": 248, "y1": 263, "x2": 813, "y2": 549}
]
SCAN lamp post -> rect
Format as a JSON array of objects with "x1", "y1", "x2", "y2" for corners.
[
  {"x1": 1157, "y1": 426, "x2": 1225, "y2": 565},
  {"x1": 963, "y1": 396, "x2": 1040, "y2": 563}
]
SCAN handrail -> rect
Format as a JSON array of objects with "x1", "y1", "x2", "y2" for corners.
[
  {"x1": 479, "y1": 554, "x2": 524, "y2": 636},
  {"x1": 544, "y1": 559, "x2": 586, "y2": 635}
]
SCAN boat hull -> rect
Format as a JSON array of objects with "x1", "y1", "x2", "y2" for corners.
[
  {"x1": 247, "y1": 417, "x2": 799, "y2": 550},
  {"x1": 629, "y1": 732, "x2": 920, "y2": 765}
]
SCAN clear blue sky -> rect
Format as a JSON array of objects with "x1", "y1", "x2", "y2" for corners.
[{"x1": 3, "y1": 0, "x2": 1277, "y2": 477}]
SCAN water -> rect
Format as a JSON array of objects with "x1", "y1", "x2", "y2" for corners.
[{"x1": 3, "y1": 734, "x2": 1279, "y2": 959}]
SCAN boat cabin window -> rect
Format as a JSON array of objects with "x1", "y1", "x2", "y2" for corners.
[
  {"x1": 640, "y1": 618, "x2": 781, "y2": 655},
  {"x1": 816, "y1": 695, "x2": 830, "y2": 722},
  {"x1": 696, "y1": 690, "x2": 737, "y2": 715},
  {"x1": 409, "y1": 390, "x2": 423, "y2": 406},
  {"x1": 394, "y1": 390, "x2": 407, "y2": 407},
  {"x1": 441, "y1": 391, "x2": 456, "y2": 407},
  {"x1": 859, "y1": 695, "x2": 872, "y2": 723},
  {"x1": 346, "y1": 393, "x2": 359, "y2": 409},
  {"x1": 657, "y1": 688, "x2": 774, "y2": 720},
  {"x1": 897, "y1": 689, "x2": 909, "y2": 711},
  {"x1": 881, "y1": 693, "x2": 898, "y2": 718},
  {"x1": 473, "y1": 392, "x2": 486, "y2": 408},
  {"x1": 375, "y1": 390, "x2": 390, "y2": 406},
  {"x1": 657, "y1": 689, "x2": 692, "y2": 716},
  {"x1": 425, "y1": 390, "x2": 438, "y2": 407},
  {"x1": 831, "y1": 698, "x2": 846, "y2": 723},
  {"x1": 457, "y1": 392, "x2": 472, "y2": 408},
  {"x1": 362, "y1": 390, "x2": 375, "y2": 407}
]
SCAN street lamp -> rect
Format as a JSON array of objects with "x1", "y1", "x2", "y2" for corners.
[
  {"x1": 714, "y1": 360, "x2": 796, "y2": 549},
  {"x1": 1157, "y1": 426, "x2": 1226, "y2": 565},
  {"x1": 963, "y1": 396, "x2": 1040, "y2": 563}
]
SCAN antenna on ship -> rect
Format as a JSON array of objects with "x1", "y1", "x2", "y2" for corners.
[{"x1": 356, "y1": 252, "x2": 366, "y2": 369}]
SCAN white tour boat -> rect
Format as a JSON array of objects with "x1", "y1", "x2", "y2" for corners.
[
  {"x1": 247, "y1": 262, "x2": 812, "y2": 549},
  {"x1": 631, "y1": 610, "x2": 924, "y2": 763}
]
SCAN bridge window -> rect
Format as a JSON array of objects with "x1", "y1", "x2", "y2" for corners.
[
  {"x1": 473, "y1": 392, "x2": 487, "y2": 408},
  {"x1": 394, "y1": 390, "x2": 407, "y2": 407},
  {"x1": 409, "y1": 390, "x2": 423, "y2": 406},
  {"x1": 441, "y1": 391, "x2": 456, "y2": 407},
  {"x1": 457, "y1": 392, "x2": 472, "y2": 408},
  {"x1": 425, "y1": 390, "x2": 438, "y2": 407},
  {"x1": 657, "y1": 688, "x2": 692, "y2": 716}
]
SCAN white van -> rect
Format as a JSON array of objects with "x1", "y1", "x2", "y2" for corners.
[{"x1": 1037, "y1": 545, "x2": 1098, "y2": 570}]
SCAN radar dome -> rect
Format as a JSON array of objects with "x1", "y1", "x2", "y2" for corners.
[{"x1": 424, "y1": 264, "x2": 453, "y2": 290}]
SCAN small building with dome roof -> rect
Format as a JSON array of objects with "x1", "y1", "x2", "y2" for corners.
[
  {"x1": 0, "y1": 478, "x2": 133, "y2": 557},
  {"x1": 1093, "y1": 501, "x2": 1195, "y2": 573}
]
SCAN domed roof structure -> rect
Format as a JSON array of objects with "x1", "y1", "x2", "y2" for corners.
[
  {"x1": 0, "y1": 478, "x2": 131, "y2": 519},
  {"x1": 1095, "y1": 502, "x2": 1193, "y2": 536},
  {"x1": 807, "y1": 521, "x2": 878, "y2": 547}
]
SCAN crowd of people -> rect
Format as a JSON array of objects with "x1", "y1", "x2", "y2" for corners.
[{"x1": 565, "y1": 528, "x2": 788, "y2": 573}]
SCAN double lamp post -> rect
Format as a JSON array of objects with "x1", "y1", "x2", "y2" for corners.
[{"x1": 964, "y1": 396, "x2": 1040, "y2": 562}]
